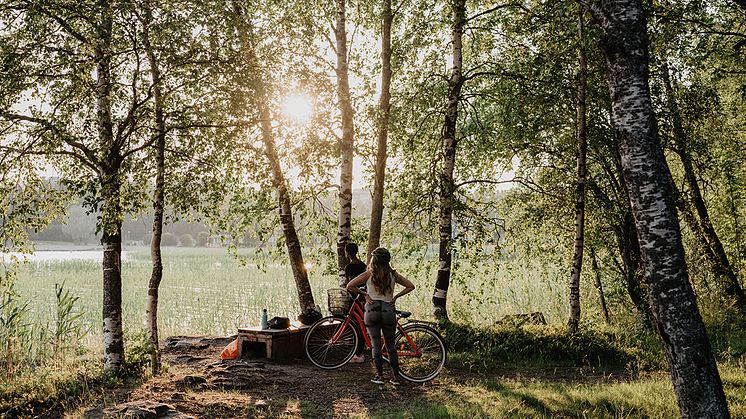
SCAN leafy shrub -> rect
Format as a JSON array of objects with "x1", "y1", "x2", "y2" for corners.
[
  {"x1": 179, "y1": 234, "x2": 194, "y2": 247},
  {"x1": 703, "y1": 306, "x2": 746, "y2": 362},
  {"x1": 161, "y1": 233, "x2": 178, "y2": 247},
  {"x1": 120, "y1": 331, "x2": 155, "y2": 378},
  {"x1": 197, "y1": 231, "x2": 210, "y2": 247}
]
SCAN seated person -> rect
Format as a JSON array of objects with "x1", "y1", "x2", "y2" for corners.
[{"x1": 343, "y1": 242, "x2": 366, "y2": 363}]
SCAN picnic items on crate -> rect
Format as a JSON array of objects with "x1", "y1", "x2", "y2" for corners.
[
  {"x1": 260, "y1": 308, "x2": 269, "y2": 329},
  {"x1": 297, "y1": 305, "x2": 322, "y2": 325},
  {"x1": 268, "y1": 316, "x2": 291, "y2": 329}
]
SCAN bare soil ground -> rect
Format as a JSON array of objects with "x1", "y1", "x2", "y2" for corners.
[{"x1": 71, "y1": 335, "x2": 633, "y2": 419}]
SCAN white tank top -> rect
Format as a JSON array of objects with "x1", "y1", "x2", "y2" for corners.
[{"x1": 366, "y1": 271, "x2": 395, "y2": 302}]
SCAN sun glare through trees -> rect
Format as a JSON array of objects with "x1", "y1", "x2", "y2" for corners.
[{"x1": 280, "y1": 93, "x2": 314, "y2": 125}]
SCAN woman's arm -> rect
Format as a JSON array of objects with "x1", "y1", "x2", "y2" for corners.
[
  {"x1": 392, "y1": 271, "x2": 415, "y2": 303},
  {"x1": 346, "y1": 271, "x2": 373, "y2": 304}
]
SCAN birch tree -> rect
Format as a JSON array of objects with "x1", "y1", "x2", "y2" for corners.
[
  {"x1": 366, "y1": 0, "x2": 393, "y2": 259},
  {"x1": 659, "y1": 59, "x2": 746, "y2": 313},
  {"x1": 580, "y1": 0, "x2": 730, "y2": 416},
  {"x1": 139, "y1": 0, "x2": 166, "y2": 375},
  {"x1": 230, "y1": 0, "x2": 315, "y2": 313},
  {"x1": 432, "y1": 0, "x2": 466, "y2": 320},
  {"x1": 567, "y1": 6, "x2": 588, "y2": 333},
  {"x1": 334, "y1": 0, "x2": 355, "y2": 285},
  {"x1": 0, "y1": 0, "x2": 161, "y2": 374}
]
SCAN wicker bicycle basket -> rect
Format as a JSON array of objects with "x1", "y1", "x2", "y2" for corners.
[{"x1": 327, "y1": 288, "x2": 350, "y2": 316}]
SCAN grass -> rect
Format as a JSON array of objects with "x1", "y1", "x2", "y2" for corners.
[
  {"x1": 10, "y1": 244, "x2": 612, "y2": 343},
  {"x1": 379, "y1": 376, "x2": 679, "y2": 418},
  {"x1": 13, "y1": 247, "x2": 340, "y2": 342},
  {"x1": 0, "y1": 354, "x2": 103, "y2": 416},
  {"x1": 372, "y1": 363, "x2": 746, "y2": 418}
]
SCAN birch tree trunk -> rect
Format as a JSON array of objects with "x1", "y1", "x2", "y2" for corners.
[
  {"x1": 231, "y1": 1, "x2": 315, "y2": 312},
  {"x1": 260, "y1": 113, "x2": 315, "y2": 312},
  {"x1": 568, "y1": 7, "x2": 588, "y2": 333},
  {"x1": 615, "y1": 213, "x2": 651, "y2": 324},
  {"x1": 588, "y1": 163, "x2": 651, "y2": 326},
  {"x1": 589, "y1": 246, "x2": 611, "y2": 324},
  {"x1": 142, "y1": 0, "x2": 165, "y2": 375},
  {"x1": 433, "y1": 0, "x2": 466, "y2": 320},
  {"x1": 661, "y1": 61, "x2": 746, "y2": 312},
  {"x1": 96, "y1": 0, "x2": 124, "y2": 374},
  {"x1": 584, "y1": 0, "x2": 730, "y2": 416},
  {"x1": 335, "y1": 0, "x2": 355, "y2": 285},
  {"x1": 366, "y1": 0, "x2": 393, "y2": 260},
  {"x1": 610, "y1": 137, "x2": 653, "y2": 326}
]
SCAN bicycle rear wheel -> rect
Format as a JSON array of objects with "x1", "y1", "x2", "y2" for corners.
[
  {"x1": 304, "y1": 316, "x2": 358, "y2": 369},
  {"x1": 395, "y1": 323, "x2": 447, "y2": 383}
]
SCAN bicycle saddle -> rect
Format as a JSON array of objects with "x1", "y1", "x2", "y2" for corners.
[{"x1": 396, "y1": 310, "x2": 412, "y2": 318}]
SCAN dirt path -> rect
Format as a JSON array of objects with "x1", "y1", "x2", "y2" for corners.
[{"x1": 74, "y1": 336, "x2": 634, "y2": 418}]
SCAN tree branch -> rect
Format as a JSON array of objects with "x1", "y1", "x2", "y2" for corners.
[
  {"x1": 466, "y1": 3, "x2": 527, "y2": 22},
  {"x1": 455, "y1": 178, "x2": 515, "y2": 189},
  {"x1": 1, "y1": 112, "x2": 99, "y2": 165}
]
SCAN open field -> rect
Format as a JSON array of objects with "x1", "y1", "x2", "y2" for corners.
[{"x1": 11, "y1": 244, "x2": 584, "y2": 344}]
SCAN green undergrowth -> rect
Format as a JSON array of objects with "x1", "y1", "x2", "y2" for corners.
[
  {"x1": 703, "y1": 306, "x2": 746, "y2": 362},
  {"x1": 0, "y1": 335, "x2": 154, "y2": 418},
  {"x1": 441, "y1": 321, "x2": 667, "y2": 373},
  {"x1": 441, "y1": 312, "x2": 746, "y2": 377},
  {"x1": 0, "y1": 355, "x2": 104, "y2": 417}
]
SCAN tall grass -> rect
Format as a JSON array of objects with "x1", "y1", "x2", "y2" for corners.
[{"x1": 11, "y1": 245, "x2": 599, "y2": 342}]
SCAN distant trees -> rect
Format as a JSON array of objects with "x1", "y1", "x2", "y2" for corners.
[
  {"x1": 161, "y1": 233, "x2": 178, "y2": 247},
  {"x1": 179, "y1": 234, "x2": 194, "y2": 247}
]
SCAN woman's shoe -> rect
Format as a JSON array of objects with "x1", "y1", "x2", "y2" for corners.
[
  {"x1": 389, "y1": 376, "x2": 402, "y2": 386},
  {"x1": 370, "y1": 374, "x2": 384, "y2": 384},
  {"x1": 350, "y1": 354, "x2": 365, "y2": 363}
]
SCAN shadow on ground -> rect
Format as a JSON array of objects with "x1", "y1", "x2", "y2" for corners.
[{"x1": 77, "y1": 335, "x2": 638, "y2": 419}]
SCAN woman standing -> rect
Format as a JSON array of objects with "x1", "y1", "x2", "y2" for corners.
[{"x1": 346, "y1": 247, "x2": 415, "y2": 385}]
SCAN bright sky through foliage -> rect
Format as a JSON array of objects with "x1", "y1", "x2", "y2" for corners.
[{"x1": 280, "y1": 94, "x2": 313, "y2": 125}]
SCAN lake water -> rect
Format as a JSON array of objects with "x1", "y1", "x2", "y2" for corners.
[{"x1": 2, "y1": 250, "x2": 130, "y2": 262}]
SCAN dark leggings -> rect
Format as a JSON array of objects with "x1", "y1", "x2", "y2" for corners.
[{"x1": 364, "y1": 300, "x2": 399, "y2": 376}]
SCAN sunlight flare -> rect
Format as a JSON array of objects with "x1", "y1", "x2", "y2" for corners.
[{"x1": 281, "y1": 94, "x2": 314, "y2": 125}]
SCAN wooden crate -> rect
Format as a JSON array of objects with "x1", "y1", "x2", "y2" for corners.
[{"x1": 236, "y1": 325, "x2": 311, "y2": 360}]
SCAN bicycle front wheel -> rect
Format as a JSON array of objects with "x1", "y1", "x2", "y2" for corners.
[
  {"x1": 395, "y1": 323, "x2": 447, "y2": 383},
  {"x1": 304, "y1": 316, "x2": 358, "y2": 369}
]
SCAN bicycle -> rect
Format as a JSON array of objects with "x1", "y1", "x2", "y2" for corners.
[{"x1": 304, "y1": 289, "x2": 447, "y2": 383}]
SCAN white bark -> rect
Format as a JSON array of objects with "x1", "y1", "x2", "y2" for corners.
[
  {"x1": 335, "y1": 0, "x2": 355, "y2": 286},
  {"x1": 586, "y1": 0, "x2": 730, "y2": 416}
]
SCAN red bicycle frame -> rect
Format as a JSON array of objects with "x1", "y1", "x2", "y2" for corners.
[{"x1": 329, "y1": 298, "x2": 422, "y2": 358}]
